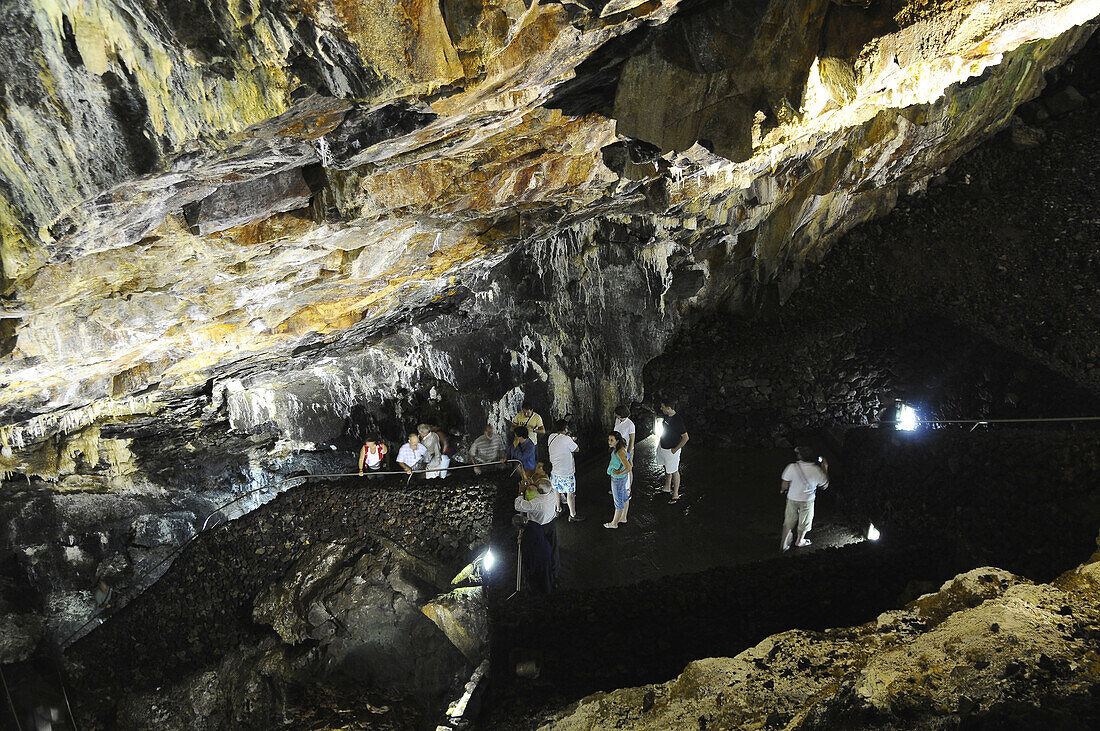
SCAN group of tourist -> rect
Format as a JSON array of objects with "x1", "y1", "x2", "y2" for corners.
[
  {"x1": 510, "y1": 399, "x2": 693, "y2": 593},
  {"x1": 357, "y1": 396, "x2": 829, "y2": 596},
  {"x1": 358, "y1": 423, "x2": 454, "y2": 479}
]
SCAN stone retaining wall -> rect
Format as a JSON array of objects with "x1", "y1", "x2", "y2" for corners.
[{"x1": 62, "y1": 474, "x2": 500, "y2": 727}]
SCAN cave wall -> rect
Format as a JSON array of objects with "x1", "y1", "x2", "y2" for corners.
[
  {"x1": 1, "y1": 0, "x2": 1098, "y2": 643},
  {"x1": 1, "y1": 1, "x2": 1095, "y2": 475}
]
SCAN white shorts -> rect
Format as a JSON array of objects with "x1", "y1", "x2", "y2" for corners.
[{"x1": 656, "y1": 446, "x2": 681, "y2": 474}]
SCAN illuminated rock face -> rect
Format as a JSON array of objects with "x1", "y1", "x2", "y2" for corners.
[
  {"x1": 544, "y1": 541, "x2": 1100, "y2": 730},
  {"x1": 1, "y1": 1, "x2": 1098, "y2": 493}
]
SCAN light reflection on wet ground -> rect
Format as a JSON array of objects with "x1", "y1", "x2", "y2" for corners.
[{"x1": 547, "y1": 436, "x2": 865, "y2": 590}]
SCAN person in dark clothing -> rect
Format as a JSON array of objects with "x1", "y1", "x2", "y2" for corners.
[
  {"x1": 515, "y1": 466, "x2": 559, "y2": 594},
  {"x1": 657, "y1": 398, "x2": 689, "y2": 503},
  {"x1": 505, "y1": 425, "x2": 537, "y2": 480}
]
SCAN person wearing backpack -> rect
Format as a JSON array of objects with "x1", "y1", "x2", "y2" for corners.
[{"x1": 779, "y1": 446, "x2": 829, "y2": 551}]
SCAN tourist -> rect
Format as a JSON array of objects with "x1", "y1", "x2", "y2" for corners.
[
  {"x1": 469, "y1": 424, "x2": 506, "y2": 473},
  {"x1": 613, "y1": 405, "x2": 636, "y2": 521},
  {"x1": 548, "y1": 420, "x2": 583, "y2": 522},
  {"x1": 358, "y1": 434, "x2": 388, "y2": 478},
  {"x1": 432, "y1": 424, "x2": 452, "y2": 478},
  {"x1": 514, "y1": 466, "x2": 560, "y2": 594},
  {"x1": 604, "y1": 432, "x2": 633, "y2": 528},
  {"x1": 505, "y1": 425, "x2": 537, "y2": 480},
  {"x1": 396, "y1": 432, "x2": 428, "y2": 475},
  {"x1": 512, "y1": 403, "x2": 547, "y2": 446},
  {"x1": 657, "y1": 398, "x2": 689, "y2": 503},
  {"x1": 779, "y1": 447, "x2": 830, "y2": 551},
  {"x1": 420, "y1": 423, "x2": 444, "y2": 479}
]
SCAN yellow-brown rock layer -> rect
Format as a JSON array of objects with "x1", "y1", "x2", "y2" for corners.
[{"x1": 1, "y1": 0, "x2": 1098, "y2": 483}]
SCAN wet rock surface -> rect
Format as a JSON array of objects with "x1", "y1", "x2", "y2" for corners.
[{"x1": 3, "y1": 1, "x2": 1097, "y2": 492}]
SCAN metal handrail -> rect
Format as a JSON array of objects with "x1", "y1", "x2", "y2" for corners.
[{"x1": 1, "y1": 665, "x2": 23, "y2": 731}]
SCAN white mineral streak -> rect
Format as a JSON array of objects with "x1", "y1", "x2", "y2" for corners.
[
  {"x1": 510, "y1": 335, "x2": 551, "y2": 385},
  {"x1": 639, "y1": 239, "x2": 677, "y2": 313},
  {"x1": 487, "y1": 387, "x2": 526, "y2": 433},
  {"x1": 0, "y1": 395, "x2": 158, "y2": 454},
  {"x1": 0, "y1": 0, "x2": 1096, "y2": 470}
]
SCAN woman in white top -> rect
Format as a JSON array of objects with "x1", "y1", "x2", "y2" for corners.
[{"x1": 358, "y1": 434, "x2": 388, "y2": 478}]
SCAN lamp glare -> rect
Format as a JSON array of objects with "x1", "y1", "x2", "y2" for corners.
[{"x1": 896, "y1": 404, "x2": 918, "y2": 431}]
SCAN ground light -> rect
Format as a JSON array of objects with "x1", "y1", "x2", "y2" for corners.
[
  {"x1": 450, "y1": 548, "x2": 496, "y2": 586},
  {"x1": 896, "y1": 404, "x2": 919, "y2": 431},
  {"x1": 867, "y1": 523, "x2": 881, "y2": 541}
]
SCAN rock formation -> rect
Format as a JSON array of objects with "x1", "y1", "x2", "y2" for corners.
[
  {"x1": 3, "y1": 2, "x2": 1097, "y2": 479},
  {"x1": 543, "y1": 536, "x2": 1100, "y2": 730},
  {"x1": 1, "y1": 0, "x2": 1099, "y2": 722}
]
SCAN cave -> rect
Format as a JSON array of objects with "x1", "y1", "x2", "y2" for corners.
[{"x1": 2, "y1": 1, "x2": 1100, "y2": 729}]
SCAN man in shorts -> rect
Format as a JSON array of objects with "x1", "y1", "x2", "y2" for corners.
[
  {"x1": 547, "y1": 420, "x2": 583, "y2": 522},
  {"x1": 657, "y1": 399, "x2": 689, "y2": 503},
  {"x1": 779, "y1": 446, "x2": 830, "y2": 551}
]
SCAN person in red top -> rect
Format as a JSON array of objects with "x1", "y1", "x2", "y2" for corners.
[{"x1": 359, "y1": 434, "x2": 388, "y2": 478}]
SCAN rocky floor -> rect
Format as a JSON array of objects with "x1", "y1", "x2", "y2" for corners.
[
  {"x1": 483, "y1": 425, "x2": 1100, "y2": 729},
  {"x1": 543, "y1": 545, "x2": 1100, "y2": 730}
]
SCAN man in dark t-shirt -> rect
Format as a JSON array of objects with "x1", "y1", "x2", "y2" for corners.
[{"x1": 657, "y1": 399, "x2": 689, "y2": 503}]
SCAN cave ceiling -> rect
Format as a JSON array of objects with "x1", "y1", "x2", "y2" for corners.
[{"x1": 0, "y1": 0, "x2": 1097, "y2": 487}]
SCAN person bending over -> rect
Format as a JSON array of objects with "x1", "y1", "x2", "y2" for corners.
[
  {"x1": 515, "y1": 464, "x2": 560, "y2": 592},
  {"x1": 505, "y1": 426, "x2": 537, "y2": 481}
]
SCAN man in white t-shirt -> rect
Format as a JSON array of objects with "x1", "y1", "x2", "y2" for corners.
[
  {"x1": 613, "y1": 405, "x2": 636, "y2": 521},
  {"x1": 779, "y1": 446, "x2": 830, "y2": 551},
  {"x1": 547, "y1": 420, "x2": 583, "y2": 522}
]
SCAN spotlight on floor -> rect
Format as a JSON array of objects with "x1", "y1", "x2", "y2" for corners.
[
  {"x1": 896, "y1": 404, "x2": 919, "y2": 431},
  {"x1": 451, "y1": 548, "x2": 496, "y2": 586},
  {"x1": 867, "y1": 523, "x2": 881, "y2": 541}
]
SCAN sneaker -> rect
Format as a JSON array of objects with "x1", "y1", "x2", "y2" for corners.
[{"x1": 568, "y1": 515, "x2": 585, "y2": 522}]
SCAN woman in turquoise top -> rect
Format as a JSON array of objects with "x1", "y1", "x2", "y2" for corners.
[{"x1": 604, "y1": 432, "x2": 633, "y2": 529}]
